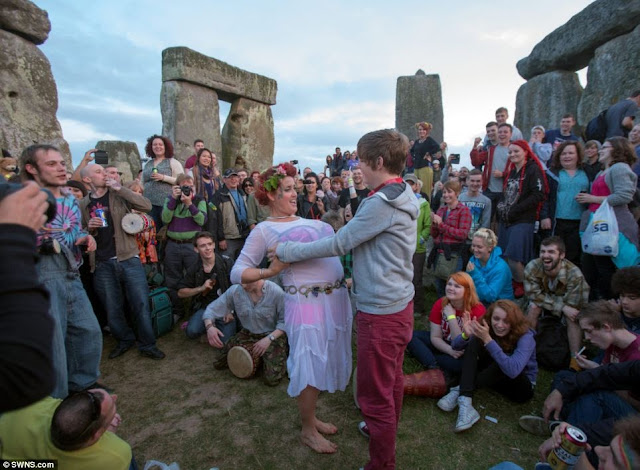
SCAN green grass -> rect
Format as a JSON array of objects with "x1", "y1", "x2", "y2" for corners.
[{"x1": 102, "y1": 286, "x2": 551, "y2": 470}]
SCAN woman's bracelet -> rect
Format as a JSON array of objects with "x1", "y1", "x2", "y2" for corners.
[{"x1": 446, "y1": 314, "x2": 456, "y2": 321}]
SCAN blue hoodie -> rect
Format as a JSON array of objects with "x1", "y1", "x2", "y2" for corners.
[{"x1": 468, "y1": 246, "x2": 514, "y2": 306}]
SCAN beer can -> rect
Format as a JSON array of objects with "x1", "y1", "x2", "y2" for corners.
[
  {"x1": 547, "y1": 425, "x2": 588, "y2": 470},
  {"x1": 152, "y1": 167, "x2": 158, "y2": 174},
  {"x1": 95, "y1": 208, "x2": 108, "y2": 227}
]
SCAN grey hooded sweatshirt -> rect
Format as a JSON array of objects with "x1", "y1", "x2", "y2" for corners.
[{"x1": 277, "y1": 182, "x2": 420, "y2": 315}]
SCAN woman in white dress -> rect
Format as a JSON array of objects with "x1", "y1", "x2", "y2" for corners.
[{"x1": 230, "y1": 162, "x2": 352, "y2": 454}]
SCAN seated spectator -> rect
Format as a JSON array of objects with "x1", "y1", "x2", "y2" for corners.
[
  {"x1": 529, "y1": 125, "x2": 553, "y2": 167},
  {"x1": 540, "y1": 141, "x2": 590, "y2": 267},
  {"x1": 178, "y1": 231, "x2": 234, "y2": 340},
  {"x1": 497, "y1": 140, "x2": 547, "y2": 297},
  {"x1": 207, "y1": 279, "x2": 288, "y2": 386},
  {"x1": 519, "y1": 361, "x2": 640, "y2": 455},
  {"x1": 438, "y1": 300, "x2": 537, "y2": 432},
  {"x1": 466, "y1": 228, "x2": 514, "y2": 306},
  {"x1": 0, "y1": 390, "x2": 134, "y2": 469},
  {"x1": 574, "y1": 300, "x2": 640, "y2": 369},
  {"x1": 612, "y1": 266, "x2": 640, "y2": 333},
  {"x1": 428, "y1": 180, "x2": 472, "y2": 298},
  {"x1": 524, "y1": 236, "x2": 590, "y2": 355},
  {"x1": 404, "y1": 173, "x2": 432, "y2": 316},
  {"x1": 406, "y1": 272, "x2": 485, "y2": 377}
]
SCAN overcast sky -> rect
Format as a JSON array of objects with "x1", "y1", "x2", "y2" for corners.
[{"x1": 36, "y1": 0, "x2": 593, "y2": 172}]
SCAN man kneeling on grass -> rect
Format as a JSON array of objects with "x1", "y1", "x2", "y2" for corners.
[{"x1": 204, "y1": 278, "x2": 288, "y2": 386}]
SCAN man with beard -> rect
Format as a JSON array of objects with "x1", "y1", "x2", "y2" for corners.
[
  {"x1": 338, "y1": 167, "x2": 369, "y2": 217},
  {"x1": 524, "y1": 236, "x2": 590, "y2": 354}
]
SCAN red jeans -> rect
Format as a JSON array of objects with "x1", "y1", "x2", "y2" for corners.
[{"x1": 357, "y1": 302, "x2": 414, "y2": 470}]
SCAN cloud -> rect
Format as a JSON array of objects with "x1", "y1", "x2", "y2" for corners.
[{"x1": 59, "y1": 119, "x2": 120, "y2": 143}]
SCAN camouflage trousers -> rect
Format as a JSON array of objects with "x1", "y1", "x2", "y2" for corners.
[{"x1": 215, "y1": 329, "x2": 289, "y2": 386}]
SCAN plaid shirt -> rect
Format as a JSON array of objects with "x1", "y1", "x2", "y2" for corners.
[
  {"x1": 524, "y1": 258, "x2": 590, "y2": 316},
  {"x1": 431, "y1": 204, "x2": 472, "y2": 245}
]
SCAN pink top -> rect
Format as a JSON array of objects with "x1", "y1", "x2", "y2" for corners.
[{"x1": 588, "y1": 173, "x2": 611, "y2": 212}]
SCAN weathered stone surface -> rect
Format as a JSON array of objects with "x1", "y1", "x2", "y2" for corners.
[
  {"x1": 161, "y1": 80, "x2": 222, "y2": 164},
  {"x1": 220, "y1": 98, "x2": 274, "y2": 172},
  {"x1": 95, "y1": 141, "x2": 142, "y2": 183},
  {"x1": 395, "y1": 71, "x2": 444, "y2": 143},
  {"x1": 162, "y1": 47, "x2": 277, "y2": 105},
  {"x1": 577, "y1": 25, "x2": 640, "y2": 127},
  {"x1": 0, "y1": 30, "x2": 70, "y2": 167},
  {"x1": 0, "y1": 0, "x2": 50, "y2": 45},
  {"x1": 517, "y1": 0, "x2": 640, "y2": 80},
  {"x1": 514, "y1": 71, "x2": 583, "y2": 140}
]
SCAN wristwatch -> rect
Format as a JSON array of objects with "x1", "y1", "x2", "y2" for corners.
[{"x1": 269, "y1": 334, "x2": 276, "y2": 341}]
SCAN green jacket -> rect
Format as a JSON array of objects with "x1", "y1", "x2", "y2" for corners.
[{"x1": 415, "y1": 195, "x2": 432, "y2": 253}]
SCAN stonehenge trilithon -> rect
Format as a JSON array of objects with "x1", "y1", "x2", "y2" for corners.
[
  {"x1": 161, "y1": 47, "x2": 277, "y2": 171},
  {"x1": 0, "y1": 0, "x2": 71, "y2": 167},
  {"x1": 395, "y1": 70, "x2": 444, "y2": 143}
]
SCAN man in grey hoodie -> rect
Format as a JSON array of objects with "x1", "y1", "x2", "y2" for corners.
[{"x1": 275, "y1": 129, "x2": 420, "y2": 470}]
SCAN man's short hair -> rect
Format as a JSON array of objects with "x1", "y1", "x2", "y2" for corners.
[
  {"x1": 20, "y1": 144, "x2": 60, "y2": 181},
  {"x1": 469, "y1": 169, "x2": 482, "y2": 177},
  {"x1": 495, "y1": 107, "x2": 508, "y2": 115},
  {"x1": 50, "y1": 391, "x2": 106, "y2": 451},
  {"x1": 485, "y1": 121, "x2": 498, "y2": 129},
  {"x1": 540, "y1": 236, "x2": 566, "y2": 254},
  {"x1": 357, "y1": 129, "x2": 408, "y2": 176},
  {"x1": 562, "y1": 113, "x2": 575, "y2": 120},
  {"x1": 194, "y1": 139, "x2": 204, "y2": 146},
  {"x1": 193, "y1": 231, "x2": 215, "y2": 247},
  {"x1": 498, "y1": 123, "x2": 513, "y2": 131},
  {"x1": 612, "y1": 267, "x2": 640, "y2": 297},
  {"x1": 175, "y1": 174, "x2": 193, "y2": 186},
  {"x1": 577, "y1": 300, "x2": 624, "y2": 330},
  {"x1": 443, "y1": 180, "x2": 461, "y2": 194}
]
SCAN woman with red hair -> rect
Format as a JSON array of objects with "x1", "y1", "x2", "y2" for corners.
[
  {"x1": 406, "y1": 272, "x2": 485, "y2": 376},
  {"x1": 496, "y1": 140, "x2": 548, "y2": 297},
  {"x1": 229, "y1": 162, "x2": 352, "y2": 454},
  {"x1": 437, "y1": 300, "x2": 537, "y2": 432}
]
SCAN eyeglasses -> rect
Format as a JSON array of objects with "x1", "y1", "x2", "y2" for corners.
[{"x1": 243, "y1": 184, "x2": 253, "y2": 189}]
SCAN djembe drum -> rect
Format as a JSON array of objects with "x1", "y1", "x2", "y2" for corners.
[
  {"x1": 228, "y1": 344, "x2": 262, "y2": 379},
  {"x1": 403, "y1": 369, "x2": 447, "y2": 397}
]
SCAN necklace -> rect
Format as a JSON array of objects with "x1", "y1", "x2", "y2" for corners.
[{"x1": 267, "y1": 215, "x2": 293, "y2": 219}]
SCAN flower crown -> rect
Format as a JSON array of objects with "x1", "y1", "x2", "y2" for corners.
[{"x1": 263, "y1": 164, "x2": 288, "y2": 191}]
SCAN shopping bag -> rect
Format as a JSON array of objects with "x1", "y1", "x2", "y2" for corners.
[{"x1": 581, "y1": 200, "x2": 619, "y2": 256}]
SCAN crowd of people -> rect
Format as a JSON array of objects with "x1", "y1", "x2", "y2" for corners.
[{"x1": 1, "y1": 91, "x2": 640, "y2": 469}]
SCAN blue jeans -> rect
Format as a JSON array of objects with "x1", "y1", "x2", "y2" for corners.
[
  {"x1": 433, "y1": 253, "x2": 464, "y2": 298},
  {"x1": 36, "y1": 253, "x2": 102, "y2": 398},
  {"x1": 406, "y1": 330, "x2": 462, "y2": 374},
  {"x1": 185, "y1": 308, "x2": 237, "y2": 342},
  {"x1": 94, "y1": 257, "x2": 156, "y2": 350}
]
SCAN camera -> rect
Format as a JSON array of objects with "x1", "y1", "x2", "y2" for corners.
[
  {"x1": 0, "y1": 183, "x2": 57, "y2": 223},
  {"x1": 94, "y1": 150, "x2": 108, "y2": 165},
  {"x1": 450, "y1": 153, "x2": 461, "y2": 164},
  {"x1": 290, "y1": 160, "x2": 299, "y2": 165},
  {"x1": 180, "y1": 185, "x2": 191, "y2": 196}
]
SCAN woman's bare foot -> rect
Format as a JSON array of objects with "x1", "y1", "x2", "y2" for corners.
[
  {"x1": 315, "y1": 418, "x2": 338, "y2": 435},
  {"x1": 301, "y1": 429, "x2": 338, "y2": 454}
]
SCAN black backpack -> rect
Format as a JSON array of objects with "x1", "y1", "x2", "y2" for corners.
[
  {"x1": 585, "y1": 109, "x2": 608, "y2": 143},
  {"x1": 536, "y1": 315, "x2": 571, "y2": 371}
]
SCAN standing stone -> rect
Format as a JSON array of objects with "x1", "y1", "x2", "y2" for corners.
[
  {"x1": 516, "y1": 0, "x2": 640, "y2": 80},
  {"x1": 0, "y1": 29, "x2": 71, "y2": 167},
  {"x1": 95, "y1": 140, "x2": 142, "y2": 183},
  {"x1": 0, "y1": 0, "x2": 50, "y2": 45},
  {"x1": 577, "y1": 25, "x2": 640, "y2": 127},
  {"x1": 161, "y1": 80, "x2": 221, "y2": 164},
  {"x1": 220, "y1": 98, "x2": 274, "y2": 172},
  {"x1": 514, "y1": 71, "x2": 583, "y2": 140},
  {"x1": 396, "y1": 70, "x2": 444, "y2": 143}
]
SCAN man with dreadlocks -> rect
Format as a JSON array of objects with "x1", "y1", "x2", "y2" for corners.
[{"x1": 496, "y1": 140, "x2": 548, "y2": 298}]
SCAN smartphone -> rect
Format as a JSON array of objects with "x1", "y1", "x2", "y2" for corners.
[
  {"x1": 94, "y1": 150, "x2": 108, "y2": 165},
  {"x1": 450, "y1": 153, "x2": 461, "y2": 164}
]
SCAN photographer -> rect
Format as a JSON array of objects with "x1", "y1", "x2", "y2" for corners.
[
  {"x1": 162, "y1": 174, "x2": 208, "y2": 319},
  {"x1": 215, "y1": 168, "x2": 249, "y2": 260},
  {"x1": 20, "y1": 145, "x2": 103, "y2": 398}
]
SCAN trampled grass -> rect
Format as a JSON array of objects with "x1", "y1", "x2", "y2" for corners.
[{"x1": 102, "y1": 288, "x2": 552, "y2": 470}]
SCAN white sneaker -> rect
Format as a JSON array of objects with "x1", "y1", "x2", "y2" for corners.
[
  {"x1": 437, "y1": 386, "x2": 460, "y2": 412},
  {"x1": 454, "y1": 396, "x2": 480, "y2": 432}
]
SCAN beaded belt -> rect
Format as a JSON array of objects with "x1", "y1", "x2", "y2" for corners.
[{"x1": 282, "y1": 279, "x2": 347, "y2": 298}]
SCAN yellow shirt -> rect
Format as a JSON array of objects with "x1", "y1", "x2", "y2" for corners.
[{"x1": 0, "y1": 397, "x2": 132, "y2": 470}]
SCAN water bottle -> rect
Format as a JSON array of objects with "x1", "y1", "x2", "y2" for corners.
[{"x1": 348, "y1": 177, "x2": 356, "y2": 198}]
